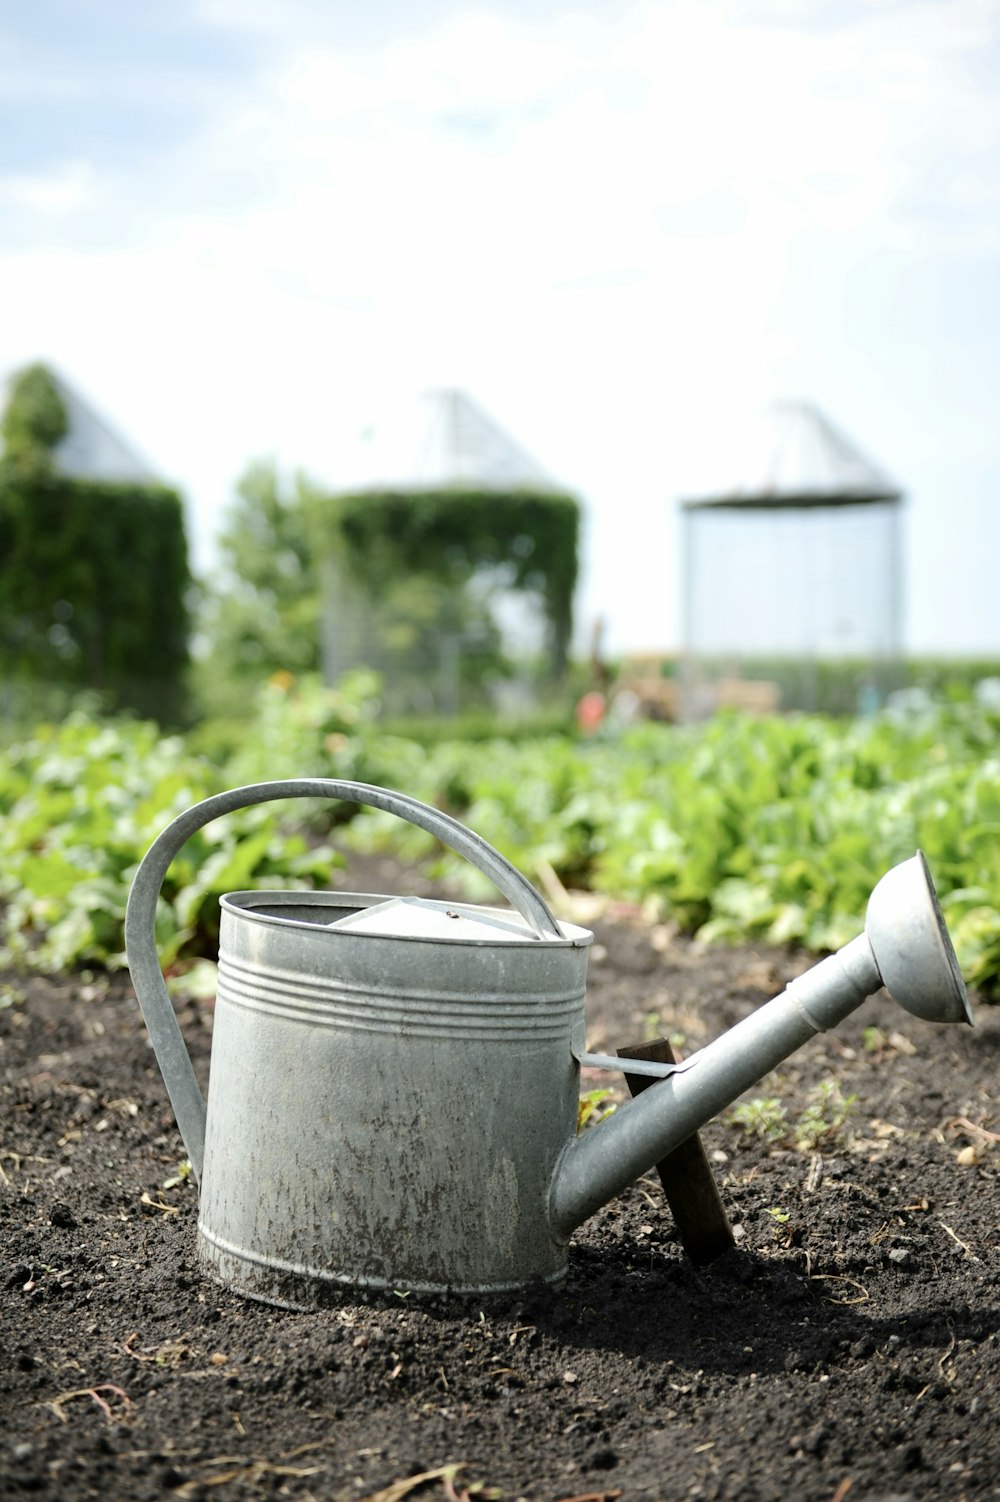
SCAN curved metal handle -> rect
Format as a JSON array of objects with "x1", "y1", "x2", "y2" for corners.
[{"x1": 124, "y1": 778, "x2": 562, "y2": 1179}]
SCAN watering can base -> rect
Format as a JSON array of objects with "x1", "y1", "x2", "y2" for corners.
[{"x1": 197, "y1": 1231, "x2": 569, "y2": 1310}]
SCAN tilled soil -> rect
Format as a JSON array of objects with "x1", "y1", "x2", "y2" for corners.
[{"x1": 1, "y1": 867, "x2": 998, "y2": 1502}]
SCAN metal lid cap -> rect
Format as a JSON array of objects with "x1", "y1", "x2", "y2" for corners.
[{"x1": 329, "y1": 895, "x2": 591, "y2": 946}]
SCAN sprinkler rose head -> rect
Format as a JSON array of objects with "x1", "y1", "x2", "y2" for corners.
[{"x1": 865, "y1": 851, "x2": 972, "y2": 1025}]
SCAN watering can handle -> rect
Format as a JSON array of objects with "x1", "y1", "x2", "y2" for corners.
[{"x1": 125, "y1": 778, "x2": 562, "y2": 1179}]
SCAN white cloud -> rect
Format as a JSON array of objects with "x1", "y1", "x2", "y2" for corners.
[{"x1": 0, "y1": 159, "x2": 97, "y2": 213}]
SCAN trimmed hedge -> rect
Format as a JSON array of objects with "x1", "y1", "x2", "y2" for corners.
[
  {"x1": 311, "y1": 487, "x2": 580, "y2": 677},
  {"x1": 0, "y1": 470, "x2": 191, "y2": 721}
]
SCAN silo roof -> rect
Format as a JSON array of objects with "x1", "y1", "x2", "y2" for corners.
[
  {"x1": 682, "y1": 400, "x2": 902, "y2": 509},
  {"x1": 338, "y1": 388, "x2": 557, "y2": 493}
]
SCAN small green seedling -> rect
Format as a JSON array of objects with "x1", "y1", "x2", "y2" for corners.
[
  {"x1": 161, "y1": 1159, "x2": 192, "y2": 1191},
  {"x1": 862, "y1": 1025, "x2": 887, "y2": 1054},
  {"x1": 728, "y1": 1096, "x2": 787, "y2": 1141},
  {"x1": 794, "y1": 1079, "x2": 857, "y2": 1152},
  {"x1": 577, "y1": 1088, "x2": 618, "y2": 1132},
  {"x1": 765, "y1": 1205, "x2": 795, "y2": 1245}
]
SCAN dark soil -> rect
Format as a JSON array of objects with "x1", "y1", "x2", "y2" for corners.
[{"x1": 2, "y1": 858, "x2": 998, "y2": 1502}]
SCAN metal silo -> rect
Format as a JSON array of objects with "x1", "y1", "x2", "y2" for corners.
[{"x1": 680, "y1": 401, "x2": 903, "y2": 714}]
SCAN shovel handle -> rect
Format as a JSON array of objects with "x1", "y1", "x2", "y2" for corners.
[{"x1": 125, "y1": 778, "x2": 562, "y2": 1178}]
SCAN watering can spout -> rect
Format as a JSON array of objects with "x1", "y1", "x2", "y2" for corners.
[{"x1": 549, "y1": 852, "x2": 971, "y2": 1242}]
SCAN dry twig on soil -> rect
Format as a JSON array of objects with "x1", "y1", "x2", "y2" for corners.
[
  {"x1": 42, "y1": 1384, "x2": 131, "y2": 1424},
  {"x1": 809, "y1": 1274, "x2": 870, "y2": 1305},
  {"x1": 357, "y1": 1464, "x2": 468, "y2": 1502}
]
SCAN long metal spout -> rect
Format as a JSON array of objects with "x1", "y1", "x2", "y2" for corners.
[
  {"x1": 549, "y1": 933, "x2": 880, "y2": 1240},
  {"x1": 550, "y1": 851, "x2": 972, "y2": 1241}
]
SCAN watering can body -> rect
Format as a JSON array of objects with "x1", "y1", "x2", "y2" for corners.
[
  {"x1": 125, "y1": 779, "x2": 598, "y2": 1305},
  {"x1": 203, "y1": 889, "x2": 590, "y2": 1302},
  {"x1": 126, "y1": 778, "x2": 971, "y2": 1309}
]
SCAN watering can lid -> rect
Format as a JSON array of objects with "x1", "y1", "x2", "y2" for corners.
[{"x1": 328, "y1": 895, "x2": 586, "y2": 944}]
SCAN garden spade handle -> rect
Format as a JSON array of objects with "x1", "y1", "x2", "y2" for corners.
[{"x1": 125, "y1": 778, "x2": 563, "y2": 1178}]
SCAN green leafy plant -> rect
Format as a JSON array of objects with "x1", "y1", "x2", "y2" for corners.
[
  {"x1": 794, "y1": 1080, "x2": 857, "y2": 1152},
  {"x1": 862, "y1": 1025, "x2": 887, "y2": 1054},
  {"x1": 0, "y1": 713, "x2": 338, "y2": 973},
  {"x1": 577, "y1": 1088, "x2": 617, "y2": 1132},
  {"x1": 728, "y1": 1096, "x2": 788, "y2": 1141},
  {"x1": 765, "y1": 1205, "x2": 796, "y2": 1245},
  {"x1": 5, "y1": 687, "x2": 1000, "y2": 991},
  {"x1": 727, "y1": 1081, "x2": 857, "y2": 1153},
  {"x1": 162, "y1": 1159, "x2": 192, "y2": 1190}
]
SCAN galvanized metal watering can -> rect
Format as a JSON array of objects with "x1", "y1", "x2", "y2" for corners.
[{"x1": 126, "y1": 778, "x2": 972, "y2": 1308}]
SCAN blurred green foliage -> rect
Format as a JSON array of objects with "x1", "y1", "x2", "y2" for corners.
[
  {"x1": 0, "y1": 472, "x2": 190, "y2": 722},
  {"x1": 308, "y1": 485, "x2": 580, "y2": 681},
  {"x1": 1, "y1": 363, "x2": 69, "y2": 464},
  {"x1": 0, "y1": 363, "x2": 190, "y2": 722},
  {"x1": 194, "y1": 459, "x2": 323, "y2": 715},
  {"x1": 195, "y1": 462, "x2": 566, "y2": 719},
  {"x1": 3, "y1": 677, "x2": 1000, "y2": 996},
  {"x1": 686, "y1": 654, "x2": 1000, "y2": 714},
  {"x1": 0, "y1": 711, "x2": 336, "y2": 973}
]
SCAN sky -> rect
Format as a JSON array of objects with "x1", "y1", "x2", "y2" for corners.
[{"x1": 1, "y1": 0, "x2": 998, "y2": 656}]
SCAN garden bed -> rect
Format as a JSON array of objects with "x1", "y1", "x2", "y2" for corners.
[{"x1": 2, "y1": 869, "x2": 998, "y2": 1501}]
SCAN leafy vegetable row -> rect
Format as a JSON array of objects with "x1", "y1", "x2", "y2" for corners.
[{"x1": 2, "y1": 674, "x2": 999, "y2": 991}]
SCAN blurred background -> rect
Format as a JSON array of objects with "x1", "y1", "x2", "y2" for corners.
[
  {"x1": 6, "y1": 1, "x2": 1000, "y2": 993},
  {"x1": 1, "y1": 0, "x2": 998, "y2": 726}
]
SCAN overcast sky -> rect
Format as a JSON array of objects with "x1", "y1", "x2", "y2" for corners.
[{"x1": 2, "y1": 0, "x2": 998, "y2": 654}]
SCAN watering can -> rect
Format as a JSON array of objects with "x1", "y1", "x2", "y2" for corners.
[{"x1": 125, "y1": 778, "x2": 972, "y2": 1307}]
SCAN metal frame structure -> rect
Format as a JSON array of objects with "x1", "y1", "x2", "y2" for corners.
[{"x1": 680, "y1": 402, "x2": 904, "y2": 714}]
